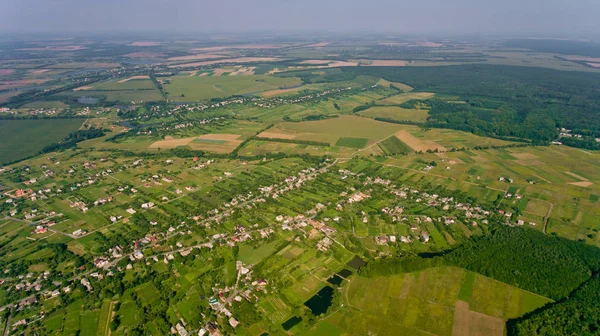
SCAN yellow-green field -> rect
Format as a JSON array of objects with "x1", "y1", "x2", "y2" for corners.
[
  {"x1": 162, "y1": 75, "x2": 302, "y2": 101},
  {"x1": 302, "y1": 267, "x2": 551, "y2": 336}
]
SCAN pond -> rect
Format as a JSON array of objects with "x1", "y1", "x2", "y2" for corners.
[
  {"x1": 304, "y1": 286, "x2": 334, "y2": 316},
  {"x1": 327, "y1": 274, "x2": 343, "y2": 286},
  {"x1": 337, "y1": 269, "x2": 353, "y2": 278},
  {"x1": 281, "y1": 316, "x2": 302, "y2": 330},
  {"x1": 346, "y1": 256, "x2": 367, "y2": 270}
]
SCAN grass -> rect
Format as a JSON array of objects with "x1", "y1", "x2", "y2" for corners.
[
  {"x1": 163, "y1": 75, "x2": 302, "y2": 101},
  {"x1": 335, "y1": 137, "x2": 369, "y2": 149},
  {"x1": 0, "y1": 118, "x2": 83, "y2": 164},
  {"x1": 238, "y1": 240, "x2": 281, "y2": 265}
]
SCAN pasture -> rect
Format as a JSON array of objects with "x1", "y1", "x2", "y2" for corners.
[
  {"x1": 162, "y1": 75, "x2": 301, "y2": 101},
  {"x1": 0, "y1": 119, "x2": 83, "y2": 164}
]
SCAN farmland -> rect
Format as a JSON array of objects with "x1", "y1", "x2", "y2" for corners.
[
  {"x1": 0, "y1": 119, "x2": 83, "y2": 164},
  {"x1": 2, "y1": 34, "x2": 600, "y2": 336},
  {"x1": 303, "y1": 267, "x2": 551, "y2": 336},
  {"x1": 162, "y1": 75, "x2": 302, "y2": 101}
]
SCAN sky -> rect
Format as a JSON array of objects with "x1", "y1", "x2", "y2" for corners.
[{"x1": 1, "y1": 0, "x2": 598, "y2": 37}]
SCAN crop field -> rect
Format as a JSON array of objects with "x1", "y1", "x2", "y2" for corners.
[
  {"x1": 395, "y1": 130, "x2": 447, "y2": 152},
  {"x1": 0, "y1": 118, "x2": 83, "y2": 164},
  {"x1": 62, "y1": 88, "x2": 163, "y2": 102},
  {"x1": 162, "y1": 75, "x2": 301, "y2": 101},
  {"x1": 90, "y1": 77, "x2": 155, "y2": 90},
  {"x1": 385, "y1": 145, "x2": 600, "y2": 243},
  {"x1": 378, "y1": 135, "x2": 413, "y2": 155},
  {"x1": 238, "y1": 140, "x2": 356, "y2": 158},
  {"x1": 335, "y1": 137, "x2": 369, "y2": 149},
  {"x1": 304, "y1": 267, "x2": 550, "y2": 336},
  {"x1": 358, "y1": 105, "x2": 429, "y2": 122},
  {"x1": 268, "y1": 115, "x2": 405, "y2": 145}
]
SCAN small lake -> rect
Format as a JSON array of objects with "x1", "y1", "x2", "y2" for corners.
[
  {"x1": 304, "y1": 286, "x2": 334, "y2": 316},
  {"x1": 346, "y1": 256, "x2": 367, "y2": 270},
  {"x1": 337, "y1": 269, "x2": 353, "y2": 278},
  {"x1": 327, "y1": 274, "x2": 343, "y2": 286},
  {"x1": 281, "y1": 316, "x2": 302, "y2": 330}
]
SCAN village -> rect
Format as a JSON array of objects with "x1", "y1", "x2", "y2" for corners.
[{"x1": 0, "y1": 146, "x2": 530, "y2": 335}]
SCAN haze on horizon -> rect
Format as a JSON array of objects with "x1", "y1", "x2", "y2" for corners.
[{"x1": 0, "y1": 0, "x2": 598, "y2": 38}]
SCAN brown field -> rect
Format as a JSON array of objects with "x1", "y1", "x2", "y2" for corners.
[
  {"x1": 123, "y1": 52, "x2": 165, "y2": 58},
  {"x1": 452, "y1": 301, "x2": 505, "y2": 336},
  {"x1": 192, "y1": 44, "x2": 287, "y2": 52},
  {"x1": 321, "y1": 61, "x2": 359, "y2": 68},
  {"x1": 149, "y1": 137, "x2": 196, "y2": 149},
  {"x1": 565, "y1": 171, "x2": 588, "y2": 181},
  {"x1": 0, "y1": 69, "x2": 14, "y2": 76},
  {"x1": 117, "y1": 75, "x2": 150, "y2": 83},
  {"x1": 212, "y1": 69, "x2": 230, "y2": 76},
  {"x1": 563, "y1": 56, "x2": 600, "y2": 62},
  {"x1": 229, "y1": 66, "x2": 255, "y2": 75},
  {"x1": 416, "y1": 42, "x2": 444, "y2": 47},
  {"x1": 73, "y1": 86, "x2": 92, "y2": 91},
  {"x1": 128, "y1": 41, "x2": 161, "y2": 47},
  {"x1": 29, "y1": 69, "x2": 50, "y2": 75},
  {"x1": 198, "y1": 72, "x2": 209, "y2": 77},
  {"x1": 189, "y1": 134, "x2": 243, "y2": 153},
  {"x1": 197, "y1": 133, "x2": 241, "y2": 141},
  {"x1": 260, "y1": 87, "x2": 303, "y2": 97},
  {"x1": 169, "y1": 57, "x2": 281, "y2": 68},
  {"x1": 569, "y1": 181, "x2": 593, "y2": 187},
  {"x1": 395, "y1": 130, "x2": 446, "y2": 151},
  {"x1": 306, "y1": 42, "x2": 331, "y2": 47},
  {"x1": 167, "y1": 54, "x2": 228, "y2": 61},
  {"x1": 300, "y1": 60, "x2": 332, "y2": 65},
  {"x1": 257, "y1": 131, "x2": 297, "y2": 139}
]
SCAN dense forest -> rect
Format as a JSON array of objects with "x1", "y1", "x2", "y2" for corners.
[
  {"x1": 343, "y1": 65, "x2": 600, "y2": 147},
  {"x1": 508, "y1": 276, "x2": 600, "y2": 336},
  {"x1": 360, "y1": 226, "x2": 600, "y2": 334}
]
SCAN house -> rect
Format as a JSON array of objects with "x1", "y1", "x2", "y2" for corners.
[
  {"x1": 375, "y1": 236, "x2": 389, "y2": 245},
  {"x1": 229, "y1": 317, "x2": 239, "y2": 328},
  {"x1": 421, "y1": 231, "x2": 430, "y2": 243}
]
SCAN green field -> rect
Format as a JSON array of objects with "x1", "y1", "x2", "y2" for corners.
[
  {"x1": 163, "y1": 75, "x2": 302, "y2": 101},
  {"x1": 303, "y1": 267, "x2": 551, "y2": 336},
  {"x1": 0, "y1": 119, "x2": 83, "y2": 164},
  {"x1": 378, "y1": 136, "x2": 413, "y2": 155},
  {"x1": 335, "y1": 137, "x2": 369, "y2": 149}
]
